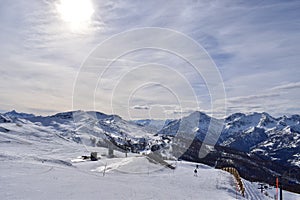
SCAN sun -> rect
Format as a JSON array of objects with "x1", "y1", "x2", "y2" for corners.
[{"x1": 56, "y1": 0, "x2": 94, "y2": 31}]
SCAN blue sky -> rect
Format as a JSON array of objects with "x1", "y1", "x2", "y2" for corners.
[{"x1": 0, "y1": 0, "x2": 299, "y2": 119}]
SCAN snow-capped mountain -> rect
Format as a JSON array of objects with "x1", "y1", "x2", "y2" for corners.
[
  {"x1": 1, "y1": 110, "x2": 299, "y2": 193},
  {"x1": 0, "y1": 110, "x2": 165, "y2": 154},
  {"x1": 2, "y1": 110, "x2": 298, "y2": 168},
  {"x1": 132, "y1": 119, "x2": 172, "y2": 133},
  {"x1": 0, "y1": 114, "x2": 12, "y2": 123},
  {"x1": 221, "y1": 112, "x2": 300, "y2": 167},
  {"x1": 4, "y1": 110, "x2": 35, "y2": 119},
  {"x1": 155, "y1": 111, "x2": 300, "y2": 166},
  {"x1": 138, "y1": 111, "x2": 300, "y2": 193}
]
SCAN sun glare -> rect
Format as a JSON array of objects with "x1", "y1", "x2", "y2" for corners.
[{"x1": 56, "y1": 0, "x2": 94, "y2": 31}]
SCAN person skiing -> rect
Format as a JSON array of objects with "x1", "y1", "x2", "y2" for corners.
[{"x1": 194, "y1": 168, "x2": 198, "y2": 177}]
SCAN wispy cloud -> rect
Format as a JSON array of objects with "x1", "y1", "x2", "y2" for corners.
[
  {"x1": 228, "y1": 93, "x2": 280, "y2": 104},
  {"x1": 0, "y1": 0, "x2": 299, "y2": 117},
  {"x1": 132, "y1": 105, "x2": 149, "y2": 110},
  {"x1": 271, "y1": 82, "x2": 300, "y2": 91}
]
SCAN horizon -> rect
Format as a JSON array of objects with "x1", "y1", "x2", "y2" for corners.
[
  {"x1": 1, "y1": 108, "x2": 299, "y2": 120},
  {"x1": 0, "y1": 0, "x2": 299, "y2": 119}
]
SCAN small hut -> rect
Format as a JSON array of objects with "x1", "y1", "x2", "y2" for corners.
[{"x1": 91, "y1": 152, "x2": 98, "y2": 161}]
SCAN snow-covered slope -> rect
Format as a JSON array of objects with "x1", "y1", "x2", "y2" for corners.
[
  {"x1": 139, "y1": 111, "x2": 300, "y2": 193},
  {"x1": 0, "y1": 124, "x2": 269, "y2": 200},
  {"x1": 1, "y1": 110, "x2": 300, "y2": 198},
  {"x1": 1, "y1": 110, "x2": 158, "y2": 148},
  {"x1": 156, "y1": 111, "x2": 300, "y2": 168},
  {"x1": 0, "y1": 114, "x2": 12, "y2": 123},
  {"x1": 132, "y1": 119, "x2": 171, "y2": 132},
  {"x1": 222, "y1": 112, "x2": 300, "y2": 170},
  {"x1": 1, "y1": 124, "x2": 298, "y2": 200}
]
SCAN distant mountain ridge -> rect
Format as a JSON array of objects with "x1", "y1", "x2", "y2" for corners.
[
  {"x1": 1, "y1": 109, "x2": 299, "y2": 193},
  {"x1": 2, "y1": 110, "x2": 299, "y2": 165},
  {"x1": 4, "y1": 110, "x2": 35, "y2": 119},
  {"x1": 134, "y1": 111, "x2": 300, "y2": 192},
  {"x1": 156, "y1": 111, "x2": 300, "y2": 166}
]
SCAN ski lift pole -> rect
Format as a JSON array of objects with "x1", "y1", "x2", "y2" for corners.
[
  {"x1": 236, "y1": 181, "x2": 238, "y2": 199},
  {"x1": 280, "y1": 183, "x2": 283, "y2": 200},
  {"x1": 103, "y1": 163, "x2": 107, "y2": 177},
  {"x1": 276, "y1": 177, "x2": 279, "y2": 200}
]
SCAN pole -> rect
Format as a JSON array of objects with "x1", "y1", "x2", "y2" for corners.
[
  {"x1": 103, "y1": 163, "x2": 107, "y2": 177},
  {"x1": 276, "y1": 177, "x2": 279, "y2": 200},
  {"x1": 236, "y1": 181, "x2": 238, "y2": 199},
  {"x1": 124, "y1": 135, "x2": 127, "y2": 157},
  {"x1": 280, "y1": 185, "x2": 283, "y2": 200}
]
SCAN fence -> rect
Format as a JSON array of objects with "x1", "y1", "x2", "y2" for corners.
[{"x1": 222, "y1": 167, "x2": 245, "y2": 197}]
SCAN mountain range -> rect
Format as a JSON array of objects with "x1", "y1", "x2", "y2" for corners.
[{"x1": 0, "y1": 110, "x2": 299, "y2": 193}]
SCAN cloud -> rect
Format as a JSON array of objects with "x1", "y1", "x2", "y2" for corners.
[
  {"x1": 132, "y1": 105, "x2": 149, "y2": 110},
  {"x1": 271, "y1": 82, "x2": 300, "y2": 91},
  {"x1": 228, "y1": 93, "x2": 280, "y2": 104},
  {"x1": 0, "y1": 0, "x2": 299, "y2": 118}
]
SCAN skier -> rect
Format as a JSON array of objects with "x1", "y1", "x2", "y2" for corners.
[{"x1": 194, "y1": 168, "x2": 198, "y2": 177}]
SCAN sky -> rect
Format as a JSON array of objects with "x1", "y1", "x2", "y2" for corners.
[{"x1": 0, "y1": 0, "x2": 299, "y2": 119}]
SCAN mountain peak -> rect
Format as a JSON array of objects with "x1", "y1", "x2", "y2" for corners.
[{"x1": 4, "y1": 110, "x2": 35, "y2": 119}]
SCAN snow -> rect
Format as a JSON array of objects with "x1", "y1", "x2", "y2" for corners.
[
  {"x1": 1, "y1": 144, "x2": 298, "y2": 200},
  {"x1": 0, "y1": 139, "x2": 221, "y2": 199},
  {"x1": 0, "y1": 157, "x2": 241, "y2": 199},
  {"x1": 240, "y1": 177, "x2": 300, "y2": 200},
  {"x1": 0, "y1": 126, "x2": 271, "y2": 200},
  {"x1": 248, "y1": 182, "x2": 300, "y2": 200},
  {"x1": 243, "y1": 181, "x2": 268, "y2": 200},
  {"x1": 1, "y1": 110, "x2": 299, "y2": 200}
]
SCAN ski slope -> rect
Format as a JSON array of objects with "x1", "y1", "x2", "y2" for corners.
[
  {"x1": 244, "y1": 181, "x2": 300, "y2": 200},
  {"x1": 0, "y1": 142, "x2": 242, "y2": 199},
  {"x1": 0, "y1": 121, "x2": 299, "y2": 200},
  {"x1": 244, "y1": 180, "x2": 267, "y2": 200}
]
